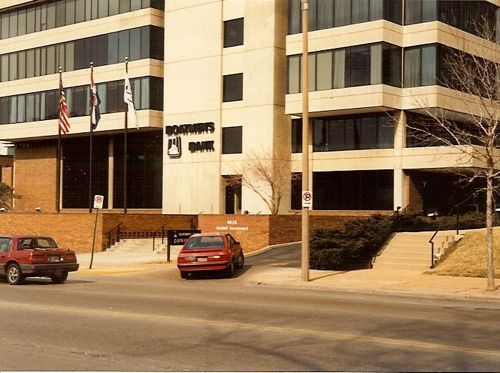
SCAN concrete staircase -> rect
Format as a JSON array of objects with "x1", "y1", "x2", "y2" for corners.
[
  {"x1": 373, "y1": 231, "x2": 458, "y2": 271},
  {"x1": 108, "y1": 238, "x2": 168, "y2": 255}
]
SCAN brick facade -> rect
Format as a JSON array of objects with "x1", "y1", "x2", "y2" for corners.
[
  {"x1": 14, "y1": 142, "x2": 57, "y2": 213},
  {"x1": 198, "y1": 214, "x2": 363, "y2": 252}
]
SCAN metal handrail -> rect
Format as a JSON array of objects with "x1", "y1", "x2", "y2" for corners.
[
  {"x1": 428, "y1": 195, "x2": 475, "y2": 268},
  {"x1": 104, "y1": 223, "x2": 122, "y2": 250},
  {"x1": 152, "y1": 225, "x2": 166, "y2": 251}
]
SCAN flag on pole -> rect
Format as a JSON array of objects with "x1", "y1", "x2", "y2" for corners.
[
  {"x1": 58, "y1": 74, "x2": 70, "y2": 135},
  {"x1": 124, "y1": 73, "x2": 139, "y2": 129},
  {"x1": 90, "y1": 66, "x2": 101, "y2": 130}
]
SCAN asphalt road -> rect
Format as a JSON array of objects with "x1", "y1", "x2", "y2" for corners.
[
  {"x1": 1, "y1": 269, "x2": 499, "y2": 372},
  {"x1": 246, "y1": 242, "x2": 301, "y2": 268}
]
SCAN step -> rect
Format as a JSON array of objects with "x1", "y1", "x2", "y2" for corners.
[{"x1": 374, "y1": 262, "x2": 431, "y2": 270}]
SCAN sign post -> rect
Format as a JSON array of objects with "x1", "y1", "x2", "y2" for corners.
[{"x1": 89, "y1": 195, "x2": 104, "y2": 269}]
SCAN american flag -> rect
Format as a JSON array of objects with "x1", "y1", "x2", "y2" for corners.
[
  {"x1": 58, "y1": 75, "x2": 70, "y2": 135},
  {"x1": 90, "y1": 66, "x2": 101, "y2": 130}
]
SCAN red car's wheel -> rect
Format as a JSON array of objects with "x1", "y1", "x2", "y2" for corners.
[
  {"x1": 180, "y1": 271, "x2": 190, "y2": 279},
  {"x1": 51, "y1": 271, "x2": 68, "y2": 284},
  {"x1": 7, "y1": 263, "x2": 24, "y2": 285},
  {"x1": 226, "y1": 261, "x2": 235, "y2": 278}
]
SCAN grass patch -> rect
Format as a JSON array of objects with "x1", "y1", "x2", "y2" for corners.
[{"x1": 432, "y1": 228, "x2": 500, "y2": 278}]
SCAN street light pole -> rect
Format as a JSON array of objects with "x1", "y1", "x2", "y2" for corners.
[{"x1": 301, "y1": 0, "x2": 310, "y2": 282}]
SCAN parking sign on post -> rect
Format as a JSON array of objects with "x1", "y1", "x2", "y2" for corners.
[
  {"x1": 93, "y1": 195, "x2": 104, "y2": 209},
  {"x1": 302, "y1": 191, "x2": 312, "y2": 209}
]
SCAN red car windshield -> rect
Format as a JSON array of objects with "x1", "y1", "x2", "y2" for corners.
[
  {"x1": 185, "y1": 236, "x2": 224, "y2": 249},
  {"x1": 18, "y1": 238, "x2": 58, "y2": 250}
]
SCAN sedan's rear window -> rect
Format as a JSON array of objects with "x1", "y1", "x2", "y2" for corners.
[
  {"x1": 18, "y1": 238, "x2": 58, "y2": 250},
  {"x1": 185, "y1": 236, "x2": 224, "y2": 249}
]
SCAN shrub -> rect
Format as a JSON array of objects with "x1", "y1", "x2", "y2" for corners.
[{"x1": 310, "y1": 211, "x2": 498, "y2": 271}]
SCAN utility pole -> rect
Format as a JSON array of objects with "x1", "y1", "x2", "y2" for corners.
[{"x1": 301, "y1": 0, "x2": 310, "y2": 282}]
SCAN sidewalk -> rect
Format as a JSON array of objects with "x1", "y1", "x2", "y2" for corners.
[{"x1": 74, "y1": 247, "x2": 500, "y2": 302}]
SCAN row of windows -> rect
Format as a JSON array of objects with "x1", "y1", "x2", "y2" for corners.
[
  {"x1": 289, "y1": 42, "x2": 491, "y2": 91},
  {"x1": 0, "y1": 26, "x2": 163, "y2": 83},
  {"x1": 0, "y1": 0, "x2": 164, "y2": 40},
  {"x1": 287, "y1": 42, "x2": 401, "y2": 93},
  {"x1": 288, "y1": 0, "x2": 498, "y2": 40},
  {"x1": 288, "y1": 0, "x2": 402, "y2": 34},
  {"x1": 405, "y1": 0, "x2": 498, "y2": 40},
  {"x1": 0, "y1": 76, "x2": 163, "y2": 125},
  {"x1": 292, "y1": 113, "x2": 394, "y2": 153}
]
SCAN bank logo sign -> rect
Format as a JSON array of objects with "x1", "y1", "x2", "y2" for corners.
[
  {"x1": 167, "y1": 136, "x2": 181, "y2": 158},
  {"x1": 165, "y1": 122, "x2": 216, "y2": 158}
]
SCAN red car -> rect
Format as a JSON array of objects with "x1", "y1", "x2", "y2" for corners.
[
  {"x1": 177, "y1": 233, "x2": 244, "y2": 279},
  {"x1": 0, "y1": 235, "x2": 79, "y2": 285}
]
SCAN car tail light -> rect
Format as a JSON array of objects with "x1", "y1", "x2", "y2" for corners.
[
  {"x1": 179, "y1": 256, "x2": 196, "y2": 262},
  {"x1": 30, "y1": 253, "x2": 46, "y2": 264}
]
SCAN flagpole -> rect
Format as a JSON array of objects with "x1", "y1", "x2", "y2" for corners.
[
  {"x1": 89, "y1": 62, "x2": 94, "y2": 213},
  {"x1": 124, "y1": 57, "x2": 128, "y2": 214},
  {"x1": 56, "y1": 67, "x2": 62, "y2": 213}
]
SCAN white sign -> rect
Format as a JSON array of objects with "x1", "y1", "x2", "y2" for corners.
[
  {"x1": 302, "y1": 191, "x2": 313, "y2": 208},
  {"x1": 93, "y1": 195, "x2": 104, "y2": 209}
]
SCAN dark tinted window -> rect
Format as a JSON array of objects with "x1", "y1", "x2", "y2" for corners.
[
  {"x1": 224, "y1": 18, "x2": 244, "y2": 48},
  {"x1": 223, "y1": 73, "x2": 243, "y2": 102},
  {"x1": 222, "y1": 126, "x2": 242, "y2": 154}
]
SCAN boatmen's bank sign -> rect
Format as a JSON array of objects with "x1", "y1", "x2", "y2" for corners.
[{"x1": 165, "y1": 122, "x2": 216, "y2": 158}]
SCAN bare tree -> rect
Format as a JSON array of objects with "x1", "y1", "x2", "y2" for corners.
[
  {"x1": 407, "y1": 21, "x2": 499, "y2": 290},
  {"x1": 228, "y1": 151, "x2": 294, "y2": 215},
  {"x1": 0, "y1": 182, "x2": 20, "y2": 210}
]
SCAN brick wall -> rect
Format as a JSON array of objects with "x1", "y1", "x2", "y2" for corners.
[
  {"x1": 102, "y1": 213, "x2": 197, "y2": 235},
  {"x1": 14, "y1": 142, "x2": 57, "y2": 213},
  {"x1": 198, "y1": 214, "x2": 362, "y2": 252},
  {"x1": 0, "y1": 213, "x2": 101, "y2": 253}
]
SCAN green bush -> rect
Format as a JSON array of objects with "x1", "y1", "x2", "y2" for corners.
[{"x1": 310, "y1": 211, "x2": 498, "y2": 271}]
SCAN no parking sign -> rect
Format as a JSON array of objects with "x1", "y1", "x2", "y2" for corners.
[{"x1": 302, "y1": 191, "x2": 313, "y2": 208}]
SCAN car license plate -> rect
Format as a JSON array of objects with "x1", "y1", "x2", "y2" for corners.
[
  {"x1": 48, "y1": 255, "x2": 60, "y2": 263},
  {"x1": 197, "y1": 257, "x2": 208, "y2": 262}
]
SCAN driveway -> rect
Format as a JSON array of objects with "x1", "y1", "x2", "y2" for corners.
[{"x1": 246, "y1": 242, "x2": 301, "y2": 268}]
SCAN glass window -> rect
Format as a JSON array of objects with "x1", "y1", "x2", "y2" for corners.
[
  {"x1": 346, "y1": 45, "x2": 370, "y2": 87},
  {"x1": 85, "y1": 0, "x2": 92, "y2": 21},
  {"x1": 46, "y1": 45, "x2": 56, "y2": 75},
  {"x1": 308, "y1": 0, "x2": 318, "y2": 31},
  {"x1": 18, "y1": 51, "x2": 26, "y2": 80},
  {"x1": 333, "y1": 49, "x2": 345, "y2": 88},
  {"x1": 34, "y1": 48, "x2": 41, "y2": 76},
  {"x1": 26, "y1": 8, "x2": 36, "y2": 34},
  {"x1": 26, "y1": 50, "x2": 35, "y2": 78},
  {"x1": 108, "y1": 32, "x2": 119, "y2": 64},
  {"x1": 140, "y1": 26, "x2": 150, "y2": 59},
  {"x1": 75, "y1": 0, "x2": 86, "y2": 23},
  {"x1": 18, "y1": 9, "x2": 27, "y2": 36},
  {"x1": 66, "y1": 0, "x2": 76, "y2": 25},
  {"x1": 131, "y1": 0, "x2": 142, "y2": 11},
  {"x1": 404, "y1": 47, "x2": 420, "y2": 87},
  {"x1": 109, "y1": 0, "x2": 120, "y2": 16},
  {"x1": 224, "y1": 18, "x2": 244, "y2": 48},
  {"x1": 291, "y1": 119, "x2": 302, "y2": 153},
  {"x1": 335, "y1": 0, "x2": 351, "y2": 26},
  {"x1": 317, "y1": 0, "x2": 334, "y2": 29},
  {"x1": 370, "y1": 44, "x2": 382, "y2": 85},
  {"x1": 118, "y1": 29, "x2": 130, "y2": 62},
  {"x1": 129, "y1": 28, "x2": 141, "y2": 61},
  {"x1": 422, "y1": 0, "x2": 437, "y2": 22},
  {"x1": 9, "y1": 53, "x2": 17, "y2": 81},
  {"x1": 56, "y1": 44, "x2": 65, "y2": 72},
  {"x1": 1, "y1": 14, "x2": 9, "y2": 39},
  {"x1": 46, "y1": 2, "x2": 55, "y2": 29},
  {"x1": 370, "y1": 0, "x2": 384, "y2": 20},
  {"x1": 421, "y1": 45, "x2": 436, "y2": 85},
  {"x1": 17, "y1": 95, "x2": 25, "y2": 123},
  {"x1": 359, "y1": 117, "x2": 377, "y2": 149},
  {"x1": 405, "y1": 0, "x2": 422, "y2": 24},
  {"x1": 308, "y1": 54, "x2": 316, "y2": 92},
  {"x1": 0, "y1": 97, "x2": 9, "y2": 124},
  {"x1": 352, "y1": 0, "x2": 369, "y2": 24},
  {"x1": 222, "y1": 126, "x2": 243, "y2": 154},
  {"x1": 384, "y1": 0, "x2": 402, "y2": 25},
  {"x1": 99, "y1": 0, "x2": 109, "y2": 18},
  {"x1": 140, "y1": 77, "x2": 149, "y2": 109},
  {"x1": 9, "y1": 12, "x2": 18, "y2": 37},
  {"x1": 65, "y1": 42, "x2": 75, "y2": 71},
  {"x1": 26, "y1": 93, "x2": 35, "y2": 122},
  {"x1": 288, "y1": 0, "x2": 301, "y2": 34},
  {"x1": 91, "y1": 0, "x2": 98, "y2": 19},
  {"x1": 382, "y1": 43, "x2": 401, "y2": 87},
  {"x1": 0, "y1": 55, "x2": 7, "y2": 82},
  {"x1": 316, "y1": 51, "x2": 332, "y2": 90},
  {"x1": 288, "y1": 55, "x2": 301, "y2": 94},
  {"x1": 9, "y1": 96, "x2": 17, "y2": 123},
  {"x1": 223, "y1": 73, "x2": 243, "y2": 102},
  {"x1": 120, "y1": 0, "x2": 131, "y2": 13},
  {"x1": 56, "y1": 0, "x2": 65, "y2": 27}
]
